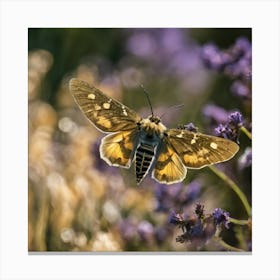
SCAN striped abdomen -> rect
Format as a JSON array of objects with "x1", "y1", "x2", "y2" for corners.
[{"x1": 135, "y1": 143, "x2": 155, "y2": 184}]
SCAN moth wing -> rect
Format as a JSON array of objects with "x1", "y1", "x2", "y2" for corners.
[
  {"x1": 69, "y1": 78, "x2": 141, "y2": 132},
  {"x1": 100, "y1": 129, "x2": 138, "y2": 168},
  {"x1": 166, "y1": 129, "x2": 239, "y2": 169},
  {"x1": 152, "y1": 139, "x2": 187, "y2": 184}
]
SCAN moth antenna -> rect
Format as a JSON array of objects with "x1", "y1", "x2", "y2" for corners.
[
  {"x1": 140, "y1": 84, "x2": 154, "y2": 117},
  {"x1": 160, "y1": 104, "x2": 184, "y2": 119}
]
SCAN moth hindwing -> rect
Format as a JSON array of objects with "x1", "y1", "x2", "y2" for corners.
[{"x1": 69, "y1": 78, "x2": 239, "y2": 185}]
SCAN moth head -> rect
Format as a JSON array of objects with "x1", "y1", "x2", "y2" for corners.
[{"x1": 149, "y1": 115, "x2": 161, "y2": 124}]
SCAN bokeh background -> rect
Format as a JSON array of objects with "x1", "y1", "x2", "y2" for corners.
[{"x1": 28, "y1": 28, "x2": 251, "y2": 252}]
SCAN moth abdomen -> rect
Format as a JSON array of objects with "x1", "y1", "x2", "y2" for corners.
[{"x1": 135, "y1": 143, "x2": 155, "y2": 184}]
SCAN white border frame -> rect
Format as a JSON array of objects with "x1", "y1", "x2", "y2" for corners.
[{"x1": 1, "y1": 0, "x2": 280, "y2": 279}]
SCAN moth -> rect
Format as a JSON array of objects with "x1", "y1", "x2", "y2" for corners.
[{"x1": 69, "y1": 78, "x2": 239, "y2": 185}]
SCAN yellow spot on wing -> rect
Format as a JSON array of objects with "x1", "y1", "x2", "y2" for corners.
[
  {"x1": 198, "y1": 148, "x2": 209, "y2": 157},
  {"x1": 191, "y1": 139, "x2": 196, "y2": 144},
  {"x1": 122, "y1": 106, "x2": 128, "y2": 116},
  {"x1": 176, "y1": 133, "x2": 183, "y2": 138},
  {"x1": 96, "y1": 116, "x2": 112, "y2": 129},
  {"x1": 183, "y1": 154, "x2": 198, "y2": 164},
  {"x1": 87, "y1": 93, "x2": 96, "y2": 100},
  {"x1": 210, "y1": 142, "x2": 218, "y2": 149},
  {"x1": 103, "y1": 102, "x2": 111, "y2": 109}
]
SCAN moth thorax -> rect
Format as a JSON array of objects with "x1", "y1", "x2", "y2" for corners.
[
  {"x1": 141, "y1": 118, "x2": 167, "y2": 137},
  {"x1": 135, "y1": 143, "x2": 155, "y2": 184}
]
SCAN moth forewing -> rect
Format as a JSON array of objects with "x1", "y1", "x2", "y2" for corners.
[
  {"x1": 167, "y1": 129, "x2": 239, "y2": 169},
  {"x1": 69, "y1": 78, "x2": 141, "y2": 133}
]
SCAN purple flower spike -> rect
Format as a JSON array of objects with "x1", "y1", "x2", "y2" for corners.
[
  {"x1": 169, "y1": 211, "x2": 185, "y2": 226},
  {"x1": 231, "y1": 80, "x2": 251, "y2": 99},
  {"x1": 215, "y1": 124, "x2": 231, "y2": 139},
  {"x1": 203, "y1": 104, "x2": 229, "y2": 124},
  {"x1": 201, "y1": 43, "x2": 224, "y2": 70},
  {"x1": 118, "y1": 219, "x2": 137, "y2": 241},
  {"x1": 170, "y1": 204, "x2": 232, "y2": 247},
  {"x1": 228, "y1": 111, "x2": 243, "y2": 127},
  {"x1": 212, "y1": 208, "x2": 230, "y2": 229},
  {"x1": 215, "y1": 111, "x2": 244, "y2": 142},
  {"x1": 184, "y1": 122, "x2": 198, "y2": 133},
  {"x1": 234, "y1": 37, "x2": 251, "y2": 54},
  {"x1": 189, "y1": 222, "x2": 204, "y2": 238},
  {"x1": 137, "y1": 220, "x2": 154, "y2": 242},
  {"x1": 195, "y1": 203, "x2": 205, "y2": 219},
  {"x1": 127, "y1": 32, "x2": 156, "y2": 58},
  {"x1": 201, "y1": 36, "x2": 251, "y2": 100}
]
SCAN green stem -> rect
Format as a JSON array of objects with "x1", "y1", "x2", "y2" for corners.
[
  {"x1": 229, "y1": 218, "x2": 249, "y2": 226},
  {"x1": 240, "y1": 126, "x2": 252, "y2": 140},
  {"x1": 214, "y1": 236, "x2": 245, "y2": 252},
  {"x1": 209, "y1": 165, "x2": 251, "y2": 217}
]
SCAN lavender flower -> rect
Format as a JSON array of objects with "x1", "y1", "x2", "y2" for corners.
[
  {"x1": 201, "y1": 43, "x2": 227, "y2": 71},
  {"x1": 154, "y1": 183, "x2": 182, "y2": 212},
  {"x1": 203, "y1": 104, "x2": 229, "y2": 125},
  {"x1": 215, "y1": 124, "x2": 231, "y2": 139},
  {"x1": 176, "y1": 220, "x2": 204, "y2": 243},
  {"x1": 201, "y1": 37, "x2": 251, "y2": 79},
  {"x1": 215, "y1": 111, "x2": 244, "y2": 142},
  {"x1": 119, "y1": 218, "x2": 171, "y2": 247},
  {"x1": 126, "y1": 28, "x2": 203, "y2": 79},
  {"x1": 127, "y1": 31, "x2": 156, "y2": 58},
  {"x1": 212, "y1": 208, "x2": 230, "y2": 229},
  {"x1": 154, "y1": 180, "x2": 201, "y2": 212},
  {"x1": 189, "y1": 222, "x2": 204, "y2": 238},
  {"x1": 182, "y1": 180, "x2": 202, "y2": 204},
  {"x1": 224, "y1": 37, "x2": 252, "y2": 79},
  {"x1": 228, "y1": 111, "x2": 243, "y2": 127},
  {"x1": 154, "y1": 227, "x2": 170, "y2": 244},
  {"x1": 137, "y1": 220, "x2": 155, "y2": 242},
  {"x1": 118, "y1": 218, "x2": 137, "y2": 241},
  {"x1": 195, "y1": 203, "x2": 205, "y2": 219},
  {"x1": 170, "y1": 204, "x2": 230, "y2": 246},
  {"x1": 231, "y1": 80, "x2": 251, "y2": 99},
  {"x1": 201, "y1": 37, "x2": 252, "y2": 100},
  {"x1": 178, "y1": 122, "x2": 198, "y2": 133},
  {"x1": 169, "y1": 211, "x2": 185, "y2": 226}
]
